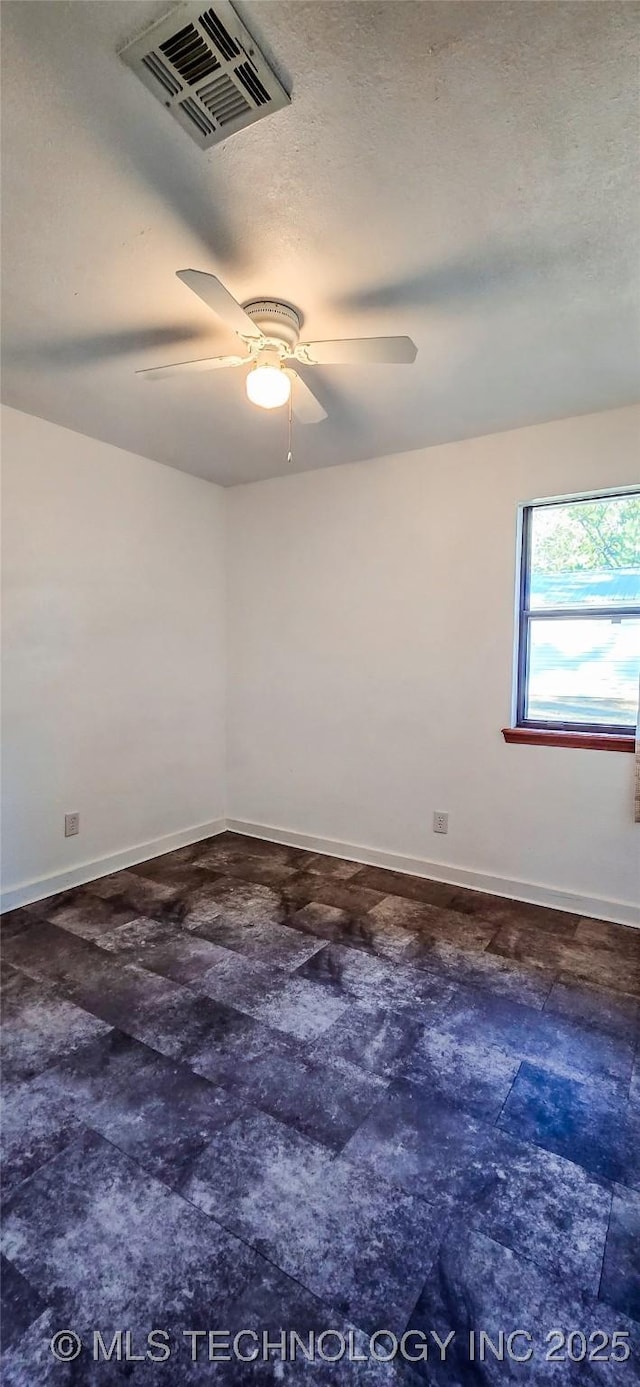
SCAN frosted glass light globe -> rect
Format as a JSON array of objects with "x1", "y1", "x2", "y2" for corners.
[{"x1": 246, "y1": 364, "x2": 291, "y2": 410}]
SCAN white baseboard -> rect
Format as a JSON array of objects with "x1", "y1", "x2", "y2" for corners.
[
  {"x1": 226, "y1": 818, "x2": 640, "y2": 929},
  {"x1": 3, "y1": 813, "x2": 637, "y2": 930},
  {"x1": 0, "y1": 818, "x2": 226, "y2": 913}
]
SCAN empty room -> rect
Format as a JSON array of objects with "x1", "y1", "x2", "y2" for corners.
[{"x1": 1, "y1": 1, "x2": 639, "y2": 1382}]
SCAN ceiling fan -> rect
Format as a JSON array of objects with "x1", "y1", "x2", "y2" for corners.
[{"x1": 136, "y1": 270, "x2": 418, "y2": 422}]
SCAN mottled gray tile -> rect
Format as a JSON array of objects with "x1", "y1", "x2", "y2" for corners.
[
  {"x1": 178, "y1": 997, "x2": 301, "y2": 1086},
  {"x1": 307, "y1": 1006, "x2": 425, "y2": 1080},
  {"x1": 242, "y1": 974, "x2": 349, "y2": 1040},
  {"x1": 422, "y1": 988, "x2": 635, "y2": 1092},
  {"x1": 344, "y1": 1080, "x2": 503, "y2": 1210},
  {"x1": 188, "y1": 948, "x2": 282, "y2": 1007},
  {"x1": 301, "y1": 854, "x2": 363, "y2": 880},
  {"x1": 1, "y1": 1073, "x2": 83, "y2": 1203},
  {"x1": 43, "y1": 889, "x2": 139, "y2": 939},
  {"x1": 600, "y1": 1186, "x2": 640, "y2": 1322},
  {"x1": 282, "y1": 876, "x2": 386, "y2": 918},
  {"x1": 182, "y1": 1109, "x2": 441, "y2": 1335},
  {"x1": 194, "y1": 913, "x2": 325, "y2": 970},
  {"x1": 193, "y1": 833, "x2": 303, "y2": 873},
  {"x1": 36, "y1": 1029, "x2": 243, "y2": 1186},
  {"x1": 396, "y1": 1024, "x2": 520, "y2": 1119},
  {"x1": 92, "y1": 914, "x2": 183, "y2": 958},
  {"x1": 87, "y1": 869, "x2": 187, "y2": 926},
  {"x1": 64, "y1": 959, "x2": 195, "y2": 1041},
  {"x1": 220, "y1": 856, "x2": 303, "y2": 887},
  {"x1": 290, "y1": 901, "x2": 415, "y2": 962},
  {"x1": 134, "y1": 929, "x2": 233, "y2": 986},
  {"x1": 0, "y1": 920, "x2": 114, "y2": 988},
  {"x1": 491, "y1": 925, "x2": 640, "y2": 996},
  {"x1": 0, "y1": 1254, "x2": 47, "y2": 1354},
  {"x1": 575, "y1": 917, "x2": 640, "y2": 957},
  {"x1": 349, "y1": 865, "x2": 458, "y2": 906},
  {"x1": 0, "y1": 967, "x2": 111, "y2": 1083},
  {"x1": 344, "y1": 1080, "x2": 611, "y2": 1292},
  {"x1": 183, "y1": 876, "x2": 286, "y2": 931},
  {"x1": 195, "y1": 949, "x2": 346, "y2": 1040},
  {"x1": 351, "y1": 869, "x2": 577, "y2": 937},
  {"x1": 374, "y1": 895, "x2": 496, "y2": 951},
  {"x1": 544, "y1": 977, "x2": 640, "y2": 1040},
  {"x1": 0, "y1": 902, "x2": 52, "y2": 939},
  {"x1": 406, "y1": 1228, "x2": 640, "y2": 1385},
  {"x1": 1, "y1": 1130, "x2": 264, "y2": 1338},
  {"x1": 409, "y1": 937, "x2": 553, "y2": 1007},
  {"x1": 297, "y1": 942, "x2": 454, "y2": 1019},
  {"x1": 229, "y1": 1047, "x2": 387, "y2": 1151},
  {"x1": 498, "y1": 1062, "x2": 637, "y2": 1186},
  {"x1": 464, "y1": 1139, "x2": 612, "y2": 1295}
]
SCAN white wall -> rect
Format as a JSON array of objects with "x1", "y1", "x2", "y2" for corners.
[
  {"x1": 1, "y1": 406, "x2": 226, "y2": 905},
  {"x1": 226, "y1": 405, "x2": 640, "y2": 922}
]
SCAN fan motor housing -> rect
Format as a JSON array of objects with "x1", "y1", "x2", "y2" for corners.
[{"x1": 242, "y1": 300, "x2": 301, "y2": 351}]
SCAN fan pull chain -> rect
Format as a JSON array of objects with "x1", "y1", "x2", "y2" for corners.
[{"x1": 287, "y1": 381, "x2": 293, "y2": 466}]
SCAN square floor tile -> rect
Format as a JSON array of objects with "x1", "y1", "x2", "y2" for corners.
[
  {"x1": 498, "y1": 1061, "x2": 637, "y2": 1185},
  {"x1": 544, "y1": 977, "x2": 640, "y2": 1040},
  {"x1": 301, "y1": 853, "x2": 363, "y2": 880},
  {"x1": 0, "y1": 967, "x2": 110, "y2": 1084},
  {"x1": 43, "y1": 890, "x2": 139, "y2": 939},
  {"x1": 396, "y1": 1024, "x2": 520, "y2": 1120},
  {"x1": 194, "y1": 915, "x2": 325, "y2": 969},
  {"x1": 307, "y1": 1005, "x2": 425, "y2": 1080},
  {"x1": 1, "y1": 1073, "x2": 83, "y2": 1204},
  {"x1": 346, "y1": 1082, "x2": 610, "y2": 1291},
  {"x1": 0, "y1": 1255, "x2": 46, "y2": 1355},
  {"x1": 0, "y1": 921, "x2": 116, "y2": 989},
  {"x1": 242, "y1": 974, "x2": 349, "y2": 1040},
  {"x1": 406, "y1": 1228, "x2": 640, "y2": 1386},
  {"x1": 37, "y1": 1029, "x2": 244, "y2": 1186},
  {"x1": 297, "y1": 943, "x2": 453, "y2": 1019},
  {"x1": 599, "y1": 1186, "x2": 640, "y2": 1322},
  {"x1": 133, "y1": 930, "x2": 234, "y2": 986},
  {"x1": 409, "y1": 937, "x2": 553, "y2": 1007},
  {"x1": 182, "y1": 1109, "x2": 441, "y2": 1335},
  {"x1": 183, "y1": 877, "x2": 286, "y2": 930},
  {"x1": 229, "y1": 1047, "x2": 388, "y2": 1151},
  {"x1": 290, "y1": 901, "x2": 416, "y2": 963},
  {"x1": 1, "y1": 1129, "x2": 264, "y2": 1335},
  {"x1": 421, "y1": 988, "x2": 635, "y2": 1090},
  {"x1": 93, "y1": 915, "x2": 182, "y2": 959}
]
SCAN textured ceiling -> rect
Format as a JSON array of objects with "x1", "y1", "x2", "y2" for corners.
[{"x1": 1, "y1": 0, "x2": 639, "y2": 485}]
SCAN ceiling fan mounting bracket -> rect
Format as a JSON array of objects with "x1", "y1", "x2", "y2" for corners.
[{"x1": 241, "y1": 300, "x2": 302, "y2": 352}]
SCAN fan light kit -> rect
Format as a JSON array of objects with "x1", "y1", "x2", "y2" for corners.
[
  {"x1": 246, "y1": 363, "x2": 291, "y2": 410},
  {"x1": 137, "y1": 272, "x2": 417, "y2": 460}
]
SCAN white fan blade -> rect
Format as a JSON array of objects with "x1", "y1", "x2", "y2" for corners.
[
  {"x1": 176, "y1": 270, "x2": 263, "y2": 340},
  {"x1": 289, "y1": 370, "x2": 327, "y2": 423},
  {"x1": 136, "y1": 354, "x2": 247, "y2": 382},
  {"x1": 299, "y1": 336, "x2": 417, "y2": 365}
]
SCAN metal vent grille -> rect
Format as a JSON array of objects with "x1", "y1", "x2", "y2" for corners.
[
  {"x1": 160, "y1": 24, "x2": 220, "y2": 85},
  {"x1": 119, "y1": 0, "x2": 289, "y2": 150},
  {"x1": 199, "y1": 73, "x2": 250, "y2": 126}
]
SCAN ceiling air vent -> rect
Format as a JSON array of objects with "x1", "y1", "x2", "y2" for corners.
[{"x1": 119, "y1": 0, "x2": 289, "y2": 150}]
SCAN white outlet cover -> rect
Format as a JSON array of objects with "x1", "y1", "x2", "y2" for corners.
[
  {"x1": 433, "y1": 811, "x2": 449, "y2": 834},
  {"x1": 65, "y1": 812, "x2": 80, "y2": 837}
]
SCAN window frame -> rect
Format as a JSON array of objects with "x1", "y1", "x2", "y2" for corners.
[{"x1": 515, "y1": 488, "x2": 640, "y2": 737}]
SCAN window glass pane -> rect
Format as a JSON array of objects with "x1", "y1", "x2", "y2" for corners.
[
  {"x1": 529, "y1": 493, "x2": 640, "y2": 609},
  {"x1": 526, "y1": 616, "x2": 640, "y2": 726}
]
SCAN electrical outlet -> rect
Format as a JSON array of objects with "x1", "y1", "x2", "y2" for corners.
[
  {"x1": 433, "y1": 811, "x2": 449, "y2": 835},
  {"x1": 65, "y1": 812, "x2": 80, "y2": 837}
]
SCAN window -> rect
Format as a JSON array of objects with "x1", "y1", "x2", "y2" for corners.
[{"x1": 516, "y1": 490, "x2": 640, "y2": 736}]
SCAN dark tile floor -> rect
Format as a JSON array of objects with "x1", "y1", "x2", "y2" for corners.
[{"x1": 1, "y1": 832, "x2": 639, "y2": 1384}]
